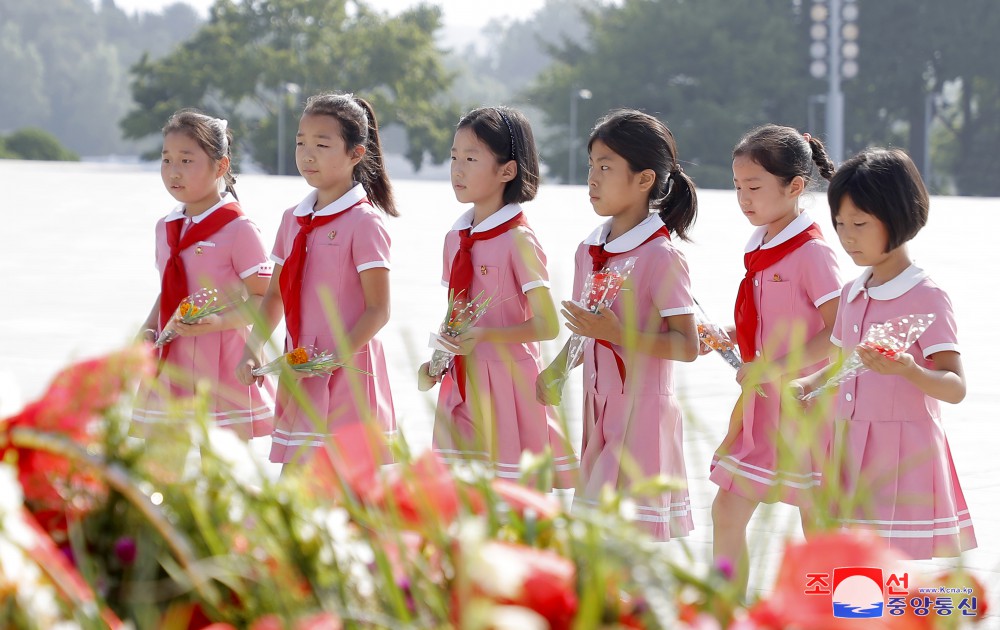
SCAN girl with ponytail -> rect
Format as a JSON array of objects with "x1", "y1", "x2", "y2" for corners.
[
  {"x1": 134, "y1": 109, "x2": 275, "y2": 440},
  {"x1": 238, "y1": 93, "x2": 397, "y2": 467},
  {"x1": 537, "y1": 109, "x2": 700, "y2": 540},
  {"x1": 709, "y1": 124, "x2": 842, "y2": 593}
]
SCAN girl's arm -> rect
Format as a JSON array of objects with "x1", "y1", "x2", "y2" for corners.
[
  {"x1": 237, "y1": 265, "x2": 285, "y2": 385},
  {"x1": 341, "y1": 267, "x2": 391, "y2": 354},
  {"x1": 138, "y1": 296, "x2": 161, "y2": 342},
  {"x1": 449, "y1": 287, "x2": 559, "y2": 353},
  {"x1": 560, "y1": 300, "x2": 699, "y2": 362},
  {"x1": 857, "y1": 347, "x2": 966, "y2": 404},
  {"x1": 535, "y1": 338, "x2": 576, "y2": 406}
]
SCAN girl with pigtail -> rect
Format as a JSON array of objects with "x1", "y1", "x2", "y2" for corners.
[
  {"x1": 537, "y1": 109, "x2": 701, "y2": 541},
  {"x1": 709, "y1": 124, "x2": 842, "y2": 592},
  {"x1": 133, "y1": 109, "x2": 275, "y2": 440},
  {"x1": 238, "y1": 93, "x2": 397, "y2": 467}
]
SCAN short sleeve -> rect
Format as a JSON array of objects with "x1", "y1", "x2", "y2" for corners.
[
  {"x1": 230, "y1": 219, "x2": 272, "y2": 279},
  {"x1": 270, "y1": 210, "x2": 295, "y2": 266},
  {"x1": 800, "y1": 240, "x2": 842, "y2": 307},
  {"x1": 351, "y1": 210, "x2": 391, "y2": 273},
  {"x1": 651, "y1": 247, "x2": 695, "y2": 318},
  {"x1": 570, "y1": 244, "x2": 589, "y2": 303},
  {"x1": 510, "y1": 228, "x2": 551, "y2": 294},
  {"x1": 154, "y1": 220, "x2": 165, "y2": 273},
  {"x1": 914, "y1": 287, "x2": 959, "y2": 358},
  {"x1": 830, "y1": 286, "x2": 849, "y2": 348}
]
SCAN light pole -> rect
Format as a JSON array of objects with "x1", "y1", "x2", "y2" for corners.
[
  {"x1": 809, "y1": 0, "x2": 858, "y2": 165},
  {"x1": 276, "y1": 82, "x2": 301, "y2": 176},
  {"x1": 567, "y1": 87, "x2": 592, "y2": 184}
]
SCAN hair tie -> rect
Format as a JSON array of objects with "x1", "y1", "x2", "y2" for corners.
[
  {"x1": 671, "y1": 163, "x2": 683, "y2": 175},
  {"x1": 497, "y1": 109, "x2": 517, "y2": 161},
  {"x1": 803, "y1": 132, "x2": 812, "y2": 143},
  {"x1": 214, "y1": 117, "x2": 229, "y2": 154}
]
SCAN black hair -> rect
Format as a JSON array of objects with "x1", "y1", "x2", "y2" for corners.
[
  {"x1": 732, "y1": 123, "x2": 836, "y2": 186},
  {"x1": 588, "y1": 109, "x2": 697, "y2": 240},
  {"x1": 827, "y1": 147, "x2": 929, "y2": 251},
  {"x1": 456, "y1": 106, "x2": 540, "y2": 205},
  {"x1": 162, "y1": 109, "x2": 237, "y2": 199},
  {"x1": 302, "y1": 93, "x2": 398, "y2": 217}
]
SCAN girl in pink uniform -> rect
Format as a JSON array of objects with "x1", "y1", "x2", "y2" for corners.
[
  {"x1": 537, "y1": 109, "x2": 700, "y2": 540},
  {"x1": 710, "y1": 124, "x2": 841, "y2": 589},
  {"x1": 239, "y1": 93, "x2": 397, "y2": 466},
  {"x1": 796, "y1": 148, "x2": 976, "y2": 559},
  {"x1": 134, "y1": 109, "x2": 274, "y2": 440},
  {"x1": 418, "y1": 106, "x2": 576, "y2": 486}
]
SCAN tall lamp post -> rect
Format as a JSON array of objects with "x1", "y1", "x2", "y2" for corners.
[
  {"x1": 276, "y1": 82, "x2": 301, "y2": 176},
  {"x1": 809, "y1": 0, "x2": 859, "y2": 165},
  {"x1": 567, "y1": 87, "x2": 592, "y2": 184}
]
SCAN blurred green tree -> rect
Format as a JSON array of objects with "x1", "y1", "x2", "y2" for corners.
[
  {"x1": 121, "y1": 0, "x2": 461, "y2": 174},
  {"x1": 845, "y1": 0, "x2": 1000, "y2": 195},
  {"x1": 524, "y1": 0, "x2": 812, "y2": 188},
  {"x1": 3, "y1": 128, "x2": 81, "y2": 161}
]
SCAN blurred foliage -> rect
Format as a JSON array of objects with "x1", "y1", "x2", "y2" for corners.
[
  {"x1": 0, "y1": 0, "x2": 201, "y2": 156},
  {"x1": 1, "y1": 128, "x2": 80, "y2": 161},
  {"x1": 121, "y1": 0, "x2": 462, "y2": 174}
]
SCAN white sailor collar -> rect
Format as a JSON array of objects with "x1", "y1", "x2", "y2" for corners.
[
  {"x1": 582, "y1": 213, "x2": 666, "y2": 253},
  {"x1": 451, "y1": 203, "x2": 523, "y2": 233},
  {"x1": 744, "y1": 211, "x2": 815, "y2": 253},
  {"x1": 847, "y1": 264, "x2": 928, "y2": 302},
  {"x1": 164, "y1": 193, "x2": 234, "y2": 223},
  {"x1": 293, "y1": 182, "x2": 367, "y2": 217}
]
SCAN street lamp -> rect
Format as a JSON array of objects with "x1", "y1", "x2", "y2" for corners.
[
  {"x1": 809, "y1": 0, "x2": 859, "y2": 165},
  {"x1": 568, "y1": 87, "x2": 592, "y2": 184},
  {"x1": 276, "y1": 82, "x2": 301, "y2": 176}
]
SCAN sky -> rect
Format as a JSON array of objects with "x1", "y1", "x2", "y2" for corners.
[{"x1": 106, "y1": 0, "x2": 548, "y2": 32}]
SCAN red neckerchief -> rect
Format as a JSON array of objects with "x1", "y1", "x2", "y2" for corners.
[
  {"x1": 160, "y1": 202, "x2": 243, "y2": 360},
  {"x1": 586, "y1": 225, "x2": 670, "y2": 384},
  {"x1": 446, "y1": 211, "x2": 529, "y2": 400},
  {"x1": 734, "y1": 223, "x2": 824, "y2": 362},
  {"x1": 279, "y1": 199, "x2": 367, "y2": 348}
]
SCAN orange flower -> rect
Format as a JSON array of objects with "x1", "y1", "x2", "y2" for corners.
[
  {"x1": 287, "y1": 347, "x2": 310, "y2": 365},
  {"x1": 179, "y1": 301, "x2": 198, "y2": 318}
]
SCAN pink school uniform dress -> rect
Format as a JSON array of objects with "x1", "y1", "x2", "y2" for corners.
[
  {"x1": 433, "y1": 203, "x2": 578, "y2": 485},
  {"x1": 830, "y1": 264, "x2": 976, "y2": 558},
  {"x1": 269, "y1": 184, "x2": 396, "y2": 464},
  {"x1": 132, "y1": 195, "x2": 275, "y2": 440},
  {"x1": 573, "y1": 214, "x2": 695, "y2": 541},
  {"x1": 709, "y1": 212, "x2": 841, "y2": 504}
]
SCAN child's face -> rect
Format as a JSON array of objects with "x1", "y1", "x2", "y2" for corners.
[
  {"x1": 835, "y1": 195, "x2": 891, "y2": 266},
  {"x1": 161, "y1": 132, "x2": 223, "y2": 210},
  {"x1": 732, "y1": 155, "x2": 803, "y2": 230},
  {"x1": 587, "y1": 140, "x2": 651, "y2": 218},
  {"x1": 295, "y1": 114, "x2": 363, "y2": 194},
  {"x1": 450, "y1": 126, "x2": 512, "y2": 206}
]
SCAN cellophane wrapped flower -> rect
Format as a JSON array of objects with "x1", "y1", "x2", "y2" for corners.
[
  {"x1": 553, "y1": 257, "x2": 637, "y2": 393},
  {"x1": 155, "y1": 288, "x2": 227, "y2": 347},
  {"x1": 427, "y1": 289, "x2": 493, "y2": 378},
  {"x1": 694, "y1": 301, "x2": 742, "y2": 370},
  {"x1": 802, "y1": 313, "x2": 936, "y2": 401},
  {"x1": 251, "y1": 345, "x2": 372, "y2": 377}
]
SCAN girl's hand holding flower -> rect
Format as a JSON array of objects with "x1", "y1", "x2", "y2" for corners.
[
  {"x1": 417, "y1": 362, "x2": 443, "y2": 391},
  {"x1": 170, "y1": 313, "x2": 224, "y2": 337},
  {"x1": 856, "y1": 343, "x2": 915, "y2": 376},
  {"x1": 450, "y1": 327, "x2": 486, "y2": 355},
  {"x1": 535, "y1": 366, "x2": 563, "y2": 406},
  {"x1": 561, "y1": 300, "x2": 623, "y2": 345}
]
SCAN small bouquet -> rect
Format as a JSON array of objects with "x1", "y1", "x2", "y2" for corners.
[
  {"x1": 694, "y1": 300, "x2": 742, "y2": 370},
  {"x1": 427, "y1": 290, "x2": 493, "y2": 378},
  {"x1": 802, "y1": 313, "x2": 935, "y2": 401},
  {"x1": 155, "y1": 289, "x2": 226, "y2": 347},
  {"x1": 252, "y1": 345, "x2": 372, "y2": 378},
  {"x1": 552, "y1": 257, "x2": 637, "y2": 393}
]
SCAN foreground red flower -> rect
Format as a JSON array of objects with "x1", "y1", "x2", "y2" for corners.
[
  {"x1": 750, "y1": 531, "x2": 933, "y2": 630},
  {"x1": 1, "y1": 345, "x2": 155, "y2": 538}
]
